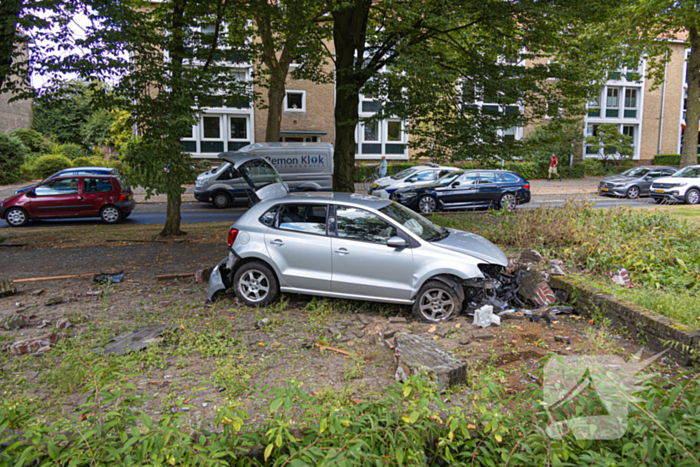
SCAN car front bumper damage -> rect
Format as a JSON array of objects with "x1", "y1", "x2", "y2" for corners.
[{"x1": 206, "y1": 250, "x2": 239, "y2": 301}]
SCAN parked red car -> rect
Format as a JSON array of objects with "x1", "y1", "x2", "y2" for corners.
[{"x1": 0, "y1": 175, "x2": 135, "y2": 227}]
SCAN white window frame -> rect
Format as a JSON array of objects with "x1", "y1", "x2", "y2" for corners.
[
  {"x1": 228, "y1": 115, "x2": 249, "y2": 142},
  {"x1": 362, "y1": 120, "x2": 381, "y2": 142},
  {"x1": 201, "y1": 115, "x2": 223, "y2": 141},
  {"x1": 284, "y1": 90, "x2": 306, "y2": 112},
  {"x1": 385, "y1": 120, "x2": 403, "y2": 143}
]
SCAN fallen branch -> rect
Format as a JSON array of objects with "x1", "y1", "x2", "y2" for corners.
[
  {"x1": 314, "y1": 343, "x2": 352, "y2": 356},
  {"x1": 14, "y1": 273, "x2": 98, "y2": 283},
  {"x1": 156, "y1": 273, "x2": 195, "y2": 281}
]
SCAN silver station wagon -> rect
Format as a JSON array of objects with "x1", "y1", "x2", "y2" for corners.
[{"x1": 208, "y1": 152, "x2": 510, "y2": 322}]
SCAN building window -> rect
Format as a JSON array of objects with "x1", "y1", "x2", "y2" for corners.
[
  {"x1": 285, "y1": 91, "x2": 305, "y2": 112},
  {"x1": 622, "y1": 125, "x2": 636, "y2": 152},
  {"x1": 230, "y1": 117, "x2": 247, "y2": 139},
  {"x1": 364, "y1": 121, "x2": 379, "y2": 141},
  {"x1": 202, "y1": 116, "x2": 221, "y2": 139},
  {"x1": 588, "y1": 92, "x2": 601, "y2": 117},
  {"x1": 606, "y1": 88, "x2": 619, "y2": 117},
  {"x1": 503, "y1": 127, "x2": 517, "y2": 142},
  {"x1": 546, "y1": 100, "x2": 560, "y2": 119},
  {"x1": 624, "y1": 89, "x2": 637, "y2": 118},
  {"x1": 387, "y1": 121, "x2": 402, "y2": 142}
]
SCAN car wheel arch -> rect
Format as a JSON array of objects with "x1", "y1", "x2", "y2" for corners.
[
  {"x1": 229, "y1": 256, "x2": 282, "y2": 288},
  {"x1": 412, "y1": 271, "x2": 476, "y2": 302},
  {"x1": 211, "y1": 190, "x2": 232, "y2": 207}
]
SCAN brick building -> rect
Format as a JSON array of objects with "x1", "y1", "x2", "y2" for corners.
[{"x1": 0, "y1": 34, "x2": 32, "y2": 134}]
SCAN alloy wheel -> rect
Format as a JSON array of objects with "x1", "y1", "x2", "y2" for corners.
[
  {"x1": 500, "y1": 193, "x2": 517, "y2": 210},
  {"x1": 6, "y1": 209, "x2": 27, "y2": 226},
  {"x1": 627, "y1": 186, "x2": 639, "y2": 199},
  {"x1": 102, "y1": 207, "x2": 121, "y2": 223},
  {"x1": 687, "y1": 189, "x2": 700, "y2": 205},
  {"x1": 418, "y1": 288, "x2": 455, "y2": 321},
  {"x1": 238, "y1": 269, "x2": 270, "y2": 303},
  {"x1": 214, "y1": 193, "x2": 230, "y2": 208},
  {"x1": 419, "y1": 196, "x2": 436, "y2": 214}
]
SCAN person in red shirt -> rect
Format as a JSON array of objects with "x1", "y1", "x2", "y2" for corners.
[{"x1": 548, "y1": 153, "x2": 562, "y2": 182}]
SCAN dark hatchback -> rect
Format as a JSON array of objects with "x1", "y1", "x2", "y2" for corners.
[{"x1": 390, "y1": 170, "x2": 531, "y2": 214}]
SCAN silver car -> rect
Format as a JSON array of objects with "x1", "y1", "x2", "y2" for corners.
[
  {"x1": 208, "y1": 152, "x2": 510, "y2": 322},
  {"x1": 598, "y1": 166, "x2": 677, "y2": 199}
]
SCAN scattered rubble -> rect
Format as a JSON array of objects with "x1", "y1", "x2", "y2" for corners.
[
  {"x1": 0, "y1": 314, "x2": 33, "y2": 331},
  {"x1": 55, "y1": 318, "x2": 72, "y2": 330},
  {"x1": 549, "y1": 260, "x2": 566, "y2": 276},
  {"x1": 193, "y1": 268, "x2": 213, "y2": 284},
  {"x1": 518, "y1": 269, "x2": 556, "y2": 306},
  {"x1": 93, "y1": 271, "x2": 124, "y2": 284},
  {"x1": 31, "y1": 289, "x2": 44, "y2": 297},
  {"x1": 610, "y1": 267, "x2": 632, "y2": 287},
  {"x1": 519, "y1": 249, "x2": 543, "y2": 264},
  {"x1": 44, "y1": 297, "x2": 64, "y2": 307},
  {"x1": 8, "y1": 332, "x2": 64, "y2": 356},
  {"x1": 96, "y1": 325, "x2": 174, "y2": 355},
  {"x1": 388, "y1": 317, "x2": 407, "y2": 324},
  {"x1": 393, "y1": 333, "x2": 468, "y2": 389},
  {"x1": 471, "y1": 332, "x2": 494, "y2": 341},
  {"x1": 0, "y1": 279, "x2": 16, "y2": 298}
]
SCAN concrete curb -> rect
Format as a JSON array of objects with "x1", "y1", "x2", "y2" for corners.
[{"x1": 551, "y1": 276, "x2": 700, "y2": 366}]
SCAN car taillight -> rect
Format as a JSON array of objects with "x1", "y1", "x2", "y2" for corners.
[
  {"x1": 118, "y1": 194, "x2": 128, "y2": 202},
  {"x1": 228, "y1": 228, "x2": 239, "y2": 247},
  {"x1": 523, "y1": 183, "x2": 530, "y2": 190}
]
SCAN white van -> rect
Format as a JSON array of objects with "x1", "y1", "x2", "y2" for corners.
[{"x1": 194, "y1": 142, "x2": 333, "y2": 208}]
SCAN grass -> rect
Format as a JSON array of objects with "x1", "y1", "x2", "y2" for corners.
[{"x1": 642, "y1": 204, "x2": 700, "y2": 225}]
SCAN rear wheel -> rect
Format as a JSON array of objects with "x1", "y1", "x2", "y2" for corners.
[
  {"x1": 418, "y1": 195, "x2": 437, "y2": 214},
  {"x1": 5, "y1": 207, "x2": 29, "y2": 227},
  {"x1": 626, "y1": 186, "x2": 640, "y2": 199},
  {"x1": 412, "y1": 280, "x2": 462, "y2": 322},
  {"x1": 685, "y1": 189, "x2": 700, "y2": 205},
  {"x1": 212, "y1": 192, "x2": 231, "y2": 209},
  {"x1": 363, "y1": 175, "x2": 376, "y2": 192},
  {"x1": 499, "y1": 193, "x2": 517, "y2": 210},
  {"x1": 233, "y1": 262, "x2": 279, "y2": 307},
  {"x1": 100, "y1": 205, "x2": 123, "y2": 224}
]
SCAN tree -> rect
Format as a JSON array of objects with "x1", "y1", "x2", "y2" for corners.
[
  {"x1": 622, "y1": 0, "x2": 699, "y2": 167},
  {"x1": 522, "y1": 119, "x2": 584, "y2": 166},
  {"x1": 585, "y1": 123, "x2": 634, "y2": 158},
  {"x1": 39, "y1": 0, "x2": 251, "y2": 236},
  {"x1": 32, "y1": 80, "x2": 93, "y2": 146},
  {"x1": 0, "y1": 132, "x2": 27, "y2": 184},
  {"x1": 247, "y1": 1, "x2": 332, "y2": 143},
  {"x1": 324, "y1": 0, "x2": 628, "y2": 192}
]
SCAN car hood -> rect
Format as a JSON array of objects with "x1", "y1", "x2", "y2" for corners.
[
  {"x1": 432, "y1": 228, "x2": 508, "y2": 267},
  {"x1": 218, "y1": 152, "x2": 288, "y2": 201},
  {"x1": 602, "y1": 175, "x2": 635, "y2": 183},
  {"x1": 653, "y1": 176, "x2": 697, "y2": 185}
]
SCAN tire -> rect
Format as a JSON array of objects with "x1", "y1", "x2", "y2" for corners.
[
  {"x1": 626, "y1": 186, "x2": 640, "y2": 199},
  {"x1": 412, "y1": 280, "x2": 462, "y2": 323},
  {"x1": 363, "y1": 176, "x2": 376, "y2": 192},
  {"x1": 233, "y1": 261, "x2": 279, "y2": 307},
  {"x1": 4, "y1": 207, "x2": 29, "y2": 227},
  {"x1": 212, "y1": 192, "x2": 231, "y2": 209},
  {"x1": 418, "y1": 195, "x2": 437, "y2": 214},
  {"x1": 123, "y1": 212, "x2": 131, "y2": 218},
  {"x1": 100, "y1": 205, "x2": 123, "y2": 224},
  {"x1": 685, "y1": 188, "x2": 700, "y2": 205},
  {"x1": 499, "y1": 192, "x2": 517, "y2": 210}
]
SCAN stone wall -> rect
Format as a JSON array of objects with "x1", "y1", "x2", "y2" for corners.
[
  {"x1": 0, "y1": 91, "x2": 32, "y2": 134},
  {"x1": 551, "y1": 276, "x2": 700, "y2": 366}
]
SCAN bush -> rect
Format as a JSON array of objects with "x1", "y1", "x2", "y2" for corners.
[
  {"x1": 58, "y1": 143, "x2": 86, "y2": 160},
  {"x1": 72, "y1": 156, "x2": 107, "y2": 168},
  {"x1": 652, "y1": 154, "x2": 699, "y2": 166},
  {"x1": 33, "y1": 154, "x2": 72, "y2": 179},
  {"x1": 19, "y1": 163, "x2": 35, "y2": 181},
  {"x1": 0, "y1": 133, "x2": 27, "y2": 185},
  {"x1": 9, "y1": 129, "x2": 51, "y2": 155}
]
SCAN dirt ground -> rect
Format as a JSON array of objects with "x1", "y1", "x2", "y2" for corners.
[{"x1": 0, "y1": 242, "x2": 685, "y2": 429}]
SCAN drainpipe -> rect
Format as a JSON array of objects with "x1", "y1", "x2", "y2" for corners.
[{"x1": 657, "y1": 51, "x2": 669, "y2": 156}]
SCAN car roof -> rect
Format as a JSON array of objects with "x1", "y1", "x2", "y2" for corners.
[
  {"x1": 59, "y1": 167, "x2": 116, "y2": 172},
  {"x1": 50, "y1": 174, "x2": 120, "y2": 180},
  {"x1": 259, "y1": 192, "x2": 393, "y2": 210},
  {"x1": 411, "y1": 165, "x2": 458, "y2": 171}
]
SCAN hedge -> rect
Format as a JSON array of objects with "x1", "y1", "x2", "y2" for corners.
[
  {"x1": 0, "y1": 133, "x2": 27, "y2": 185},
  {"x1": 33, "y1": 154, "x2": 73, "y2": 179},
  {"x1": 653, "y1": 154, "x2": 700, "y2": 166}
]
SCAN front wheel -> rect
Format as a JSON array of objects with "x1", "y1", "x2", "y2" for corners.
[
  {"x1": 685, "y1": 189, "x2": 700, "y2": 205},
  {"x1": 5, "y1": 207, "x2": 29, "y2": 227},
  {"x1": 499, "y1": 193, "x2": 517, "y2": 210},
  {"x1": 100, "y1": 205, "x2": 123, "y2": 224},
  {"x1": 412, "y1": 280, "x2": 462, "y2": 322},
  {"x1": 626, "y1": 186, "x2": 640, "y2": 199},
  {"x1": 418, "y1": 195, "x2": 437, "y2": 214},
  {"x1": 233, "y1": 262, "x2": 279, "y2": 307},
  {"x1": 363, "y1": 176, "x2": 376, "y2": 192},
  {"x1": 212, "y1": 192, "x2": 231, "y2": 209}
]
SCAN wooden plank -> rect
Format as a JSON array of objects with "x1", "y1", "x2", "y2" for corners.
[
  {"x1": 14, "y1": 273, "x2": 98, "y2": 283},
  {"x1": 314, "y1": 343, "x2": 352, "y2": 356},
  {"x1": 156, "y1": 273, "x2": 195, "y2": 281}
]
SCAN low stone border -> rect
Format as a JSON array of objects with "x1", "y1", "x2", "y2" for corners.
[{"x1": 551, "y1": 276, "x2": 700, "y2": 366}]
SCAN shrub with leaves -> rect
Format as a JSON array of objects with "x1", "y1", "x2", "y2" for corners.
[
  {"x1": 58, "y1": 143, "x2": 86, "y2": 160},
  {"x1": 0, "y1": 133, "x2": 27, "y2": 185},
  {"x1": 9, "y1": 129, "x2": 52, "y2": 156},
  {"x1": 33, "y1": 154, "x2": 72, "y2": 179}
]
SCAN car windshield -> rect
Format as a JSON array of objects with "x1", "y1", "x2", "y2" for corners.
[
  {"x1": 437, "y1": 171, "x2": 464, "y2": 185},
  {"x1": 672, "y1": 167, "x2": 700, "y2": 178},
  {"x1": 620, "y1": 167, "x2": 650, "y2": 177},
  {"x1": 379, "y1": 202, "x2": 445, "y2": 242},
  {"x1": 238, "y1": 159, "x2": 283, "y2": 190},
  {"x1": 391, "y1": 168, "x2": 417, "y2": 180}
]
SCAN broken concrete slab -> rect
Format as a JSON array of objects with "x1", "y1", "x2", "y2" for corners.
[
  {"x1": 31, "y1": 289, "x2": 45, "y2": 297},
  {"x1": 95, "y1": 325, "x2": 174, "y2": 355},
  {"x1": 549, "y1": 260, "x2": 566, "y2": 276},
  {"x1": 8, "y1": 332, "x2": 64, "y2": 356},
  {"x1": 0, "y1": 314, "x2": 33, "y2": 331},
  {"x1": 393, "y1": 333, "x2": 468, "y2": 388},
  {"x1": 388, "y1": 317, "x2": 407, "y2": 324},
  {"x1": 44, "y1": 297, "x2": 64, "y2": 307},
  {"x1": 459, "y1": 337, "x2": 471, "y2": 346},
  {"x1": 471, "y1": 332, "x2": 494, "y2": 341},
  {"x1": 434, "y1": 326, "x2": 451, "y2": 338},
  {"x1": 0, "y1": 279, "x2": 16, "y2": 298},
  {"x1": 519, "y1": 249, "x2": 543, "y2": 265},
  {"x1": 55, "y1": 318, "x2": 72, "y2": 330},
  {"x1": 356, "y1": 315, "x2": 371, "y2": 326}
]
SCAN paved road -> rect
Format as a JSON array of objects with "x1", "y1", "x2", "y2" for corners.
[{"x1": 0, "y1": 193, "x2": 670, "y2": 229}]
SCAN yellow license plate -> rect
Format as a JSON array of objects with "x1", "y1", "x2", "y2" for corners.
[
  {"x1": 601, "y1": 188, "x2": 608, "y2": 192},
  {"x1": 370, "y1": 183, "x2": 379, "y2": 189},
  {"x1": 655, "y1": 189, "x2": 664, "y2": 194}
]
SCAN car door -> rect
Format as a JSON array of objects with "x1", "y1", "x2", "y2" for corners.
[
  {"x1": 82, "y1": 177, "x2": 116, "y2": 216},
  {"x1": 264, "y1": 203, "x2": 332, "y2": 291},
  {"x1": 437, "y1": 172, "x2": 479, "y2": 207},
  {"x1": 475, "y1": 172, "x2": 501, "y2": 206},
  {"x1": 330, "y1": 205, "x2": 414, "y2": 300},
  {"x1": 28, "y1": 178, "x2": 85, "y2": 218}
]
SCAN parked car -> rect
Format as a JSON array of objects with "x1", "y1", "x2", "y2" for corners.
[
  {"x1": 194, "y1": 142, "x2": 333, "y2": 208},
  {"x1": 15, "y1": 166, "x2": 121, "y2": 195},
  {"x1": 367, "y1": 163, "x2": 460, "y2": 199},
  {"x1": 598, "y1": 166, "x2": 678, "y2": 199},
  {"x1": 650, "y1": 165, "x2": 700, "y2": 204},
  {"x1": 0, "y1": 175, "x2": 134, "y2": 227},
  {"x1": 390, "y1": 170, "x2": 531, "y2": 214},
  {"x1": 206, "y1": 151, "x2": 510, "y2": 323}
]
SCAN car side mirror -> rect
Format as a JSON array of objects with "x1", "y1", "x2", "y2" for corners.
[
  {"x1": 451, "y1": 181, "x2": 460, "y2": 187},
  {"x1": 387, "y1": 236, "x2": 407, "y2": 248},
  {"x1": 26, "y1": 190, "x2": 36, "y2": 198}
]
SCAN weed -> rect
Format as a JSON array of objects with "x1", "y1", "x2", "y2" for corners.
[
  {"x1": 342, "y1": 355, "x2": 365, "y2": 381},
  {"x1": 582, "y1": 327, "x2": 622, "y2": 355}
]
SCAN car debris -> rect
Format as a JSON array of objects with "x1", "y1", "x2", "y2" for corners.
[
  {"x1": 473, "y1": 304, "x2": 501, "y2": 328},
  {"x1": 8, "y1": 332, "x2": 64, "y2": 356},
  {"x1": 610, "y1": 267, "x2": 633, "y2": 287},
  {"x1": 93, "y1": 271, "x2": 124, "y2": 284},
  {"x1": 95, "y1": 325, "x2": 174, "y2": 355}
]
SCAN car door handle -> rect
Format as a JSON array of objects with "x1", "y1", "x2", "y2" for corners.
[
  {"x1": 269, "y1": 239, "x2": 284, "y2": 246},
  {"x1": 334, "y1": 248, "x2": 349, "y2": 255}
]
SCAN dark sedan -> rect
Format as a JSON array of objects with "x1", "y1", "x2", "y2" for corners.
[
  {"x1": 390, "y1": 170, "x2": 531, "y2": 214},
  {"x1": 598, "y1": 166, "x2": 678, "y2": 199}
]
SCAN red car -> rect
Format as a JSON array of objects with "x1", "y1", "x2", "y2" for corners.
[{"x1": 0, "y1": 175, "x2": 135, "y2": 227}]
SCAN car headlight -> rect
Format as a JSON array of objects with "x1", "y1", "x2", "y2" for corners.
[
  {"x1": 674, "y1": 183, "x2": 688, "y2": 187},
  {"x1": 195, "y1": 179, "x2": 204, "y2": 187},
  {"x1": 400, "y1": 192, "x2": 418, "y2": 198},
  {"x1": 374, "y1": 185, "x2": 388, "y2": 191}
]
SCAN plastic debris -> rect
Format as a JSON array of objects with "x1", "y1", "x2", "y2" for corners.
[
  {"x1": 93, "y1": 271, "x2": 124, "y2": 284},
  {"x1": 255, "y1": 318, "x2": 270, "y2": 328},
  {"x1": 473, "y1": 305, "x2": 500, "y2": 328}
]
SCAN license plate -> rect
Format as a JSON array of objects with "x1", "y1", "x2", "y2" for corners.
[
  {"x1": 655, "y1": 189, "x2": 664, "y2": 194},
  {"x1": 370, "y1": 183, "x2": 379, "y2": 189},
  {"x1": 601, "y1": 188, "x2": 608, "y2": 192}
]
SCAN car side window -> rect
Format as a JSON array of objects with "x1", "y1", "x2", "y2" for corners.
[
  {"x1": 84, "y1": 178, "x2": 113, "y2": 193},
  {"x1": 501, "y1": 173, "x2": 520, "y2": 183},
  {"x1": 457, "y1": 173, "x2": 478, "y2": 185},
  {"x1": 438, "y1": 170, "x2": 451, "y2": 178},
  {"x1": 477, "y1": 172, "x2": 497, "y2": 184},
  {"x1": 259, "y1": 205, "x2": 279, "y2": 226},
  {"x1": 410, "y1": 170, "x2": 436, "y2": 182},
  {"x1": 646, "y1": 171, "x2": 662, "y2": 179},
  {"x1": 217, "y1": 166, "x2": 238, "y2": 181},
  {"x1": 336, "y1": 206, "x2": 396, "y2": 244},
  {"x1": 278, "y1": 204, "x2": 328, "y2": 235},
  {"x1": 35, "y1": 178, "x2": 79, "y2": 196}
]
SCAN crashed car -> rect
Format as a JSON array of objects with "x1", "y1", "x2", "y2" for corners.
[{"x1": 208, "y1": 152, "x2": 519, "y2": 322}]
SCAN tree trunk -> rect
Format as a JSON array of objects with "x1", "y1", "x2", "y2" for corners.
[
  {"x1": 334, "y1": 88, "x2": 359, "y2": 192},
  {"x1": 681, "y1": 26, "x2": 700, "y2": 167},
  {"x1": 265, "y1": 68, "x2": 287, "y2": 142},
  {"x1": 0, "y1": 0, "x2": 23, "y2": 91},
  {"x1": 160, "y1": 190, "x2": 185, "y2": 236}
]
